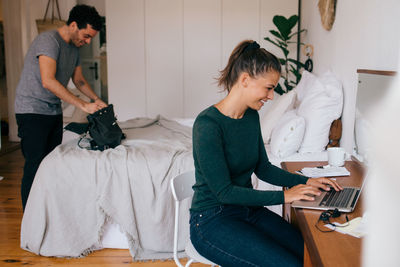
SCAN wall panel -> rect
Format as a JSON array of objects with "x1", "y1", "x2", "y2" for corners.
[
  {"x1": 145, "y1": 0, "x2": 184, "y2": 118},
  {"x1": 107, "y1": 0, "x2": 146, "y2": 120},
  {"x1": 106, "y1": 0, "x2": 298, "y2": 120},
  {"x1": 183, "y1": 0, "x2": 222, "y2": 117},
  {"x1": 221, "y1": 0, "x2": 260, "y2": 66}
]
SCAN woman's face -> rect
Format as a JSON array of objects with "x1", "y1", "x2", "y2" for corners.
[{"x1": 243, "y1": 71, "x2": 280, "y2": 110}]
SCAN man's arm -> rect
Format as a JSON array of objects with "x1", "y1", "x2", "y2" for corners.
[
  {"x1": 39, "y1": 55, "x2": 103, "y2": 114},
  {"x1": 71, "y1": 65, "x2": 106, "y2": 108}
]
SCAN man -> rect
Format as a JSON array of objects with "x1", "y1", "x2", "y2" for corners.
[{"x1": 15, "y1": 4, "x2": 107, "y2": 211}]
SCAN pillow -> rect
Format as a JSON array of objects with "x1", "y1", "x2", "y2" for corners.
[
  {"x1": 260, "y1": 89, "x2": 297, "y2": 144},
  {"x1": 62, "y1": 88, "x2": 90, "y2": 123},
  {"x1": 270, "y1": 109, "x2": 305, "y2": 158},
  {"x1": 294, "y1": 71, "x2": 318, "y2": 106},
  {"x1": 296, "y1": 71, "x2": 343, "y2": 153}
]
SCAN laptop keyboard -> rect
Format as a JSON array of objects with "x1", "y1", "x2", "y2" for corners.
[{"x1": 319, "y1": 188, "x2": 355, "y2": 208}]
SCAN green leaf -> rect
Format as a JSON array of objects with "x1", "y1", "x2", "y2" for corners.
[
  {"x1": 284, "y1": 79, "x2": 294, "y2": 91},
  {"x1": 270, "y1": 30, "x2": 283, "y2": 41},
  {"x1": 287, "y1": 58, "x2": 306, "y2": 68},
  {"x1": 281, "y1": 46, "x2": 289, "y2": 57},
  {"x1": 273, "y1": 15, "x2": 298, "y2": 40},
  {"x1": 287, "y1": 15, "x2": 299, "y2": 32},
  {"x1": 288, "y1": 29, "x2": 307, "y2": 39},
  {"x1": 264, "y1": 37, "x2": 281, "y2": 49},
  {"x1": 277, "y1": 39, "x2": 288, "y2": 48},
  {"x1": 279, "y1": 58, "x2": 286, "y2": 65},
  {"x1": 290, "y1": 71, "x2": 300, "y2": 79},
  {"x1": 274, "y1": 83, "x2": 285, "y2": 95}
]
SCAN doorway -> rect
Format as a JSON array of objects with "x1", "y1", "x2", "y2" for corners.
[{"x1": 79, "y1": 16, "x2": 108, "y2": 103}]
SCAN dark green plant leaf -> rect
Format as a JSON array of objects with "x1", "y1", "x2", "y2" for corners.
[
  {"x1": 289, "y1": 66, "x2": 300, "y2": 76},
  {"x1": 264, "y1": 37, "x2": 281, "y2": 49},
  {"x1": 289, "y1": 67, "x2": 302, "y2": 83},
  {"x1": 284, "y1": 79, "x2": 293, "y2": 91},
  {"x1": 277, "y1": 39, "x2": 288, "y2": 48},
  {"x1": 281, "y1": 46, "x2": 289, "y2": 57},
  {"x1": 287, "y1": 15, "x2": 299, "y2": 32},
  {"x1": 273, "y1": 15, "x2": 298, "y2": 40},
  {"x1": 288, "y1": 29, "x2": 307, "y2": 39},
  {"x1": 270, "y1": 30, "x2": 283, "y2": 40},
  {"x1": 287, "y1": 58, "x2": 306, "y2": 68},
  {"x1": 279, "y1": 58, "x2": 286, "y2": 65},
  {"x1": 274, "y1": 83, "x2": 286, "y2": 95}
]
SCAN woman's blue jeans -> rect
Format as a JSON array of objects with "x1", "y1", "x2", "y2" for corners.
[{"x1": 190, "y1": 205, "x2": 303, "y2": 267}]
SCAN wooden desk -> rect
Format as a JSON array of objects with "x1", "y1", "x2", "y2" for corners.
[{"x1": 281, "y1": 160, "x2": 365, "y2": 267}]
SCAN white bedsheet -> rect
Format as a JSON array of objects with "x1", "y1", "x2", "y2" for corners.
[
  {"x1": 61, "y1": 118, "x2": 196, "y2": 251},
  {"x1": 22, "y1": 117, "x2": 194, "y2": 260}
]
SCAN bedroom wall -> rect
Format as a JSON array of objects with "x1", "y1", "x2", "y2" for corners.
[
  {"x1": 105, "y1": 0, "x2": 299, "y2": 121},
  {"x1": 300, "y1": 0, "x2": 400, "y2": 152}
]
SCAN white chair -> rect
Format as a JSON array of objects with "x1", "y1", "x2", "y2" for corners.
[{"x1": 170, "y1": 170, "x2": 218, "y2": 267}]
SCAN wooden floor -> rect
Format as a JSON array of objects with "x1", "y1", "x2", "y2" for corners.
[{"x1": 0, "y1": 139, "x2": 205, "y2": 266}]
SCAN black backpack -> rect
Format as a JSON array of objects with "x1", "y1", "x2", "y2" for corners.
[
  {"x1": 86, "y1": 104, "x2": 124, "y2": 151},
  {"x1": 64, "y1": 104, "x2": 124, "y2": 151}
]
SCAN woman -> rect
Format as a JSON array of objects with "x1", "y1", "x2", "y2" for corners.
[{"x1": 190, "y1": 40, "x2": 342, "y2": 267}]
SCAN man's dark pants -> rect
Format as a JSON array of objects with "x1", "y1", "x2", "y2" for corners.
[{"x1": 16, "y1": 113, "x2": 63, "y2": 211}]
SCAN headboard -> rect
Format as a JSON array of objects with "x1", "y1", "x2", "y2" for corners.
[{"x1": 354, "y1": 69, "x2": 397, "y2": 160}]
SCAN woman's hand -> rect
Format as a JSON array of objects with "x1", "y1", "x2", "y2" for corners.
[
  {"x1": 306, "y1": 177, "x2": 343, "y2": 192},
  {"x1": 284, "y1": 184, "x2": 322, "y2": 203}
]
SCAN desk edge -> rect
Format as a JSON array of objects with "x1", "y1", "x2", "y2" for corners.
[
  {"x1": 281, "y1": 161, "x2": 324, "y2": 267},
  {"x1": 296, "y1": 209, "x2": 324, "y2": 267}
]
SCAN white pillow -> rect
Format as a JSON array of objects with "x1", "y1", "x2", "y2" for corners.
[
  {"x1": 296, "y1": 71, "x2": 343, "y2": 153},
  {"x1": 270, "y1": 109, "x2": 305, "y2": 158},
  {"x1": 260, "y1": 89, "x2": 297, "y2": 144},
  {"x1": 294, "y1": 71, "x2": 318, "y2": 105}
]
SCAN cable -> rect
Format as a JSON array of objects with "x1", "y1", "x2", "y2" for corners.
[{"x1": 315, "y1": 209, "x2": 350, "y2": 233}]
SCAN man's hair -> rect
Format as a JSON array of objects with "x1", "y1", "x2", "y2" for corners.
[{"x1": 67, "y1": 4, "x2": 102, "y2": 31}]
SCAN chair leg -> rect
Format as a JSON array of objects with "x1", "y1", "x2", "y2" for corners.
[{"x1": 185, "y1": 258, "x2": 194, "y2": 267}]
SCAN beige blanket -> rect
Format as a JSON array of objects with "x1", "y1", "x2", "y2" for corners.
[{"x1": 21, "y1": 116, "x2": 194, "y2": 260}]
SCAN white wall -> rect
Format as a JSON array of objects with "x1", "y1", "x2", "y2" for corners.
[
  {"x1": 106, "y1": 0, "x2": 298, "y2": 121},
  {"x1": 301, "y1": 0, "x2": 400, "y2": 152},
  {"x1": 363, "y1": 62, "x2": 400, "y2": 266}
]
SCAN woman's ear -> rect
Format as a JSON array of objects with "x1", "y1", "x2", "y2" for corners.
[{"x1": 239, "y1": 72, "x2": 250, "y2": 88}]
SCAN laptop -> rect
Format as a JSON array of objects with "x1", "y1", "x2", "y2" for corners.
[{"x1": 291, "y1": 178, "x2": 365, "y2": 212}]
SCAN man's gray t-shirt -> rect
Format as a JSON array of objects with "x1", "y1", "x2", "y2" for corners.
[{"x1": 15, "y1": 30, "x2": 80, "y2": 115}]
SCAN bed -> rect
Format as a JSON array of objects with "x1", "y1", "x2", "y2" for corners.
[
  {"x1": 20, "y1": 70, "x2": 345, "y2": 260},
  {"x1": 21, "y1": 116, "x2": 195, "y2": 260}
]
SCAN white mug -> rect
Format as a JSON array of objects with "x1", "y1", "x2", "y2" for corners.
[{"x1": 327, "y1": 147, "x2": 346, "y2": 167}]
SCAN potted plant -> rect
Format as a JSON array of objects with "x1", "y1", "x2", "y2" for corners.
[{"x1": 264, "y1": 15, "x2": 306, "y2": 94}]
